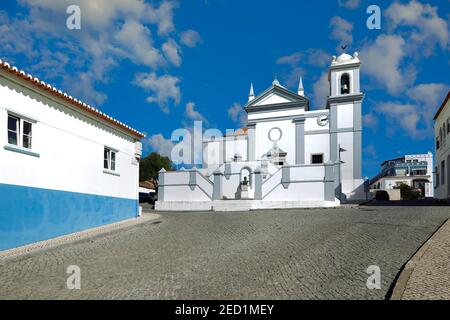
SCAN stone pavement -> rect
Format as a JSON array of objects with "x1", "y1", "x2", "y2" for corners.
[
  {"x1": 0, "y1": 211, "x2": 161, "y2": 260},
  {"x1": 393, "y1": 218, "x2": 450, "y2": 300},
  {"x1": 0, "y1": 205, "x2": 449, "y2": 299}
]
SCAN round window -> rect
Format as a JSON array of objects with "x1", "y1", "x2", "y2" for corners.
[{"x1": 268, "y1": 127, "x2": 282, "y2": 142}]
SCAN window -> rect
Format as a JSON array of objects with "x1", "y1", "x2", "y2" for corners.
[
  {"x1": 340, "y1": 73, "x2": 350, "y2": 94},
  {"x1": 7, "y1": 115, "x2": 19, "y2": 145},
  {"x1": 7, "y1": 114, "x2": 33, "y2": 149},
  {"x1": 22, "y1": 121, "x2": 32, "y2": 149},
  {"x1": 104, "y1": 147, "x2": 117, "y2": 171},
  {"x1": 447, "y1": 118, "x2": 450, "y2": 134},
  {"x1": 311, "y1": 154, "x2": 324, "y2": 164},
  {"x1": 441, "y1": 160, "x2": 445, "y2": 185}
]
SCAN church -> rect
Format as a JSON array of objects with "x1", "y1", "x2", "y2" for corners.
[{"x1": 156, "y1": 52, "x2": 367, "y2": 211}]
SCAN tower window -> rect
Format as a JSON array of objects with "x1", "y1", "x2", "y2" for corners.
[{"x1": 340, "y1": 73, "x2": 350, "y2": 94}]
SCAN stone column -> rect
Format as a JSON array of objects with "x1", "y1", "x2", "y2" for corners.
[
  {"x1": 254, "y1": 167, "x2": 263, "y2": 200},
  {"x1": 281, "y1": 165, "x2": 290, "y2": 189},
  {"x1": 189, "y1": 168, "x2": 196, "y2": 191},
  {"x1": 213, "y1": 169, "x2": 222, "y2": 201},
  {"x1": 293, "y1": 118, "x2": 306, "y2": 164},
  {"x1": 353, "y1": 101, "x2": 362, "y2": 180},
  {"x1": 324, "y1": 161, "x2": 335, "y2": 202},
  {"x1": 247, "y1": 123, "x2": 256, "y2": 161},
  {"x1": 158, "y1": 168, "x2": 166, "y2": 201}
]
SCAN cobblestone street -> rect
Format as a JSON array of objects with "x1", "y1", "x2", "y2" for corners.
[
  {"x1": 0, "y1": 205, "x2": 449, "y2": 299},
  {"x1": 401, "y1": 219, "x2": 450, "y2": 300}
]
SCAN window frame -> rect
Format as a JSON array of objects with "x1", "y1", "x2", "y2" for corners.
[
  {"x1": 7, "y1": 114, "x2": 19, "y2": 146},
  {"x1": 103, "y1": 146, "x2": 118, "y2": 173},
  {"x1": 7, "y1": 113, "x2": 34, "y2": 150},
  {"x1": 311, "y1": 153, "x2": 324, "y2": 164}
]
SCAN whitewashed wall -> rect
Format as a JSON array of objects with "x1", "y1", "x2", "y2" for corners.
[
  {"x1": 224, "y1": 137, "x2": 248, "y2": 162},
  {"x1": 255, "y1": 119, "x2": 296, "y2": 164},
  {"x1": 161, "y1": 171, "x2": 212, "y2": 202},
  {"x1": 0, "y1": 76, "x2": 139, "y2": 201},
  {"x1": 435, "y1": 99, "x2": 450, "y2": 199}
]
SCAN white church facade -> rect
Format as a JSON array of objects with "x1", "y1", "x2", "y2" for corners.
[{"x1": 156, "y1": 52, "x2": 367, "y2": 211}]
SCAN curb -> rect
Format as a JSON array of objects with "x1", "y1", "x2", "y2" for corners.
[
  {"x1": 0, "y1": 212, "x2": 161, "y2": 261},
  {"x1": 389, "y1": 218, "x2": 448, "y2": 300}
]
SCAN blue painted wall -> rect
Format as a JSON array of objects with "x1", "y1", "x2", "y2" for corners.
[{"x1": 0, "y1": 183, "x2": 138, "y2": 251}]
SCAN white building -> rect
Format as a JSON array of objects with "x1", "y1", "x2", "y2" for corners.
[
  {"x1": 0, "y1": 59, "x2": 144, "y2": 251},
  {"x1": 369, "y1": 153, "x2": 434, "y2": 199},
  {"x1": 156, "y1": 52, "x2": 367, "y2": 211},
  {"x1": 434, "y1": 91, "x2": 450, "y2": 200}
]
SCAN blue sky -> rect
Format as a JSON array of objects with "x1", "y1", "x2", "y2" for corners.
[{"x1": 0, "y1": 0, "x2": 448, "y2": 178}]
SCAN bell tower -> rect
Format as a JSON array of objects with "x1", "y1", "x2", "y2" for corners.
[
  {"x1": 327, "y1": 52, "x2": 365, "y2": 201},
  {"x1": 329, "y1": 52, "x2": 361, "y2": 97}
]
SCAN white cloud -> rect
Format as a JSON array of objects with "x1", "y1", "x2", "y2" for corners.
[
  {"x1": 406, "y1": 83, "x2": 450, "y2": 128},
  {"x1": 114, "y1": 19, "x2": 166, "y2": 68},
  {"x1": 185, "y1": 102, "x2": 208, "y2": 124},
  {"x1": 180, "y1": 30, "x2": 202, "y2": 48},
  {"x1": 276, "y1": 49, "x2": 330, "y2": 91},
  {"x1": 62, "y1": 71, "x2": 108, "y2": 105},
  {"x1": 277, "y1": 49, "x2": 330, "y2": 68},
  {"x1": 145, "y1": 134, "x2": 174, "y2": 157},
  {"x1": 385, "y1": 0, "x2": 449, "y2": 56},
  {"x1": 361, "y1": 35, "x2": 414, "y2": 95},
  {"x1": 19, "y1": 0, "x2": 178, "y2": 35},
  {"x1": 162, "y1": 38, "x2": 182, "y2": 67},
  {"x1": 146, "y1": 0, "x2": 178, "y2": 36},
  {"x1": 227, "y1": 103, "x2": 247, "y2": 127},
  {"x1": 134, "y1": 72, "x2": 181, "y2": 113},
  {"x1": 284, "y1": 67, "x2": 307, "y2": 89},
  {"x1": 312, "y1": 72, "x2": 330, "y2": 109},
  {"x1": 329, "y1": 16, "x2": 353, "y2": 47},
  {"x1": 276, "y1": 52, "x2": 303, "y2": 68},
  {"x1": 376, "y1": 101, "x2": 425, "y2": 139},
  {"x1": 372, "y1": 83, "x2": 449, "y2": 139},
  {"x1": 337, "y1": 0, "x2": 361, "y2": 9},
  {"x1": 306, "y1": 49, "x2": 331, "y2": 68},
  {"x1": 407, "y1": 83, "x2": 450, "y2": 107},
  {"x1": 0, "y1": 0, "x2": 185, "y2": 108},
  {"x1": 363, "y1": 113, "x2": 379, "y2": 130}
]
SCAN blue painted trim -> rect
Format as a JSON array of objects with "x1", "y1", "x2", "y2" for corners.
[
  {"x1": 4, "y1": 144, "x2": 40, "y2": 158},
  {"x1": 0, "y1": 183, "x2": 138, "y2": 251}
]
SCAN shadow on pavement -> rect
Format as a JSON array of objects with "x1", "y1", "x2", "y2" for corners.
[{"x1": 361, "y1": 199, "x2": 450, "y2": 207}]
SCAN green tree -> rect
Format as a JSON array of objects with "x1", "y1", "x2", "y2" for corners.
[
  {"x1": 394, "y1": 183, "x2": 421, "y2": 200},
  {"x1": 139, "y1": 152, "x2": 174, "y2": 182}
]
